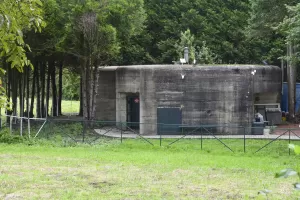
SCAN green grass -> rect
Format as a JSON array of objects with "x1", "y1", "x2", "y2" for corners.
[
  {"x1": 0, "y1": 139, "x2": 299, "y2": 199},
  {"x1": 0, "y1": 99, "x2": 79, "y2": 116},
  {"x1": 0, "y1": 100, "x2": 79, "y2": 126},
  {"x1": 60, "y1": 100, "x2": 79, "y2": 114}
]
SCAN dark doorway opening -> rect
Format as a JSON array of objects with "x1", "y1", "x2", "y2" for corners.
[{"x1": 127, "y1": 94, "x2": 140, "y2": 129}]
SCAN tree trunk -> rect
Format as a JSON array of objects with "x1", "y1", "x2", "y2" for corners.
[
  {"x1": 30, "y1": 66, "x2": 36, "y2": 117},
  {"x1": 22, "y1": 69, "x2": 26, "y2": 117},
  {"x1": 46, "y1": 62, "x2": 51, "y2": 117},
  {"x1": 58, "y1": 61, "x2": 63, "y2": 116},
  {"x1": 79, "y1": 76, "x2": 83, "y2": 116},
  {"x1": 287, "y1": 42, "x2": 296, "y2": 121},
  {"x1": 87, "y1": 61, "x2": 92, "y2": 119},
  {"x1": 12, "y1": 70, "x2": 18, "y2": 116},
  {"x1": 26, "y1": 66, "x2": 30, "y2": 118},
  {"x1": 82, "y1": 60, "x2": 88, "y2": 119},
  {"x1": 90, "y1": 64, "x2": 99, "y2": 120},
  {"x1": 50, "y1": 61, "x2": 57, "y2": 116},
  {"x1": 6, "y1": 64, "x2": 12, "y2": 122},
  {"x1": 40, "y1": 62, "x2": 46, "y2": 118},
  {"x1": 6, "y1": 64, "x2": 11, "y2": 106},
  {"x1": 19, "y1": 74, "x2": 24, "y2": 117},
  {"x1": 36, "y1": 62, "x2": 41, "y2": 118}
]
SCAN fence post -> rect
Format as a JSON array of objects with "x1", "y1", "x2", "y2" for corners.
[
  {"x1": 20, "y1": 117, "x2": 23, "y2": 137},
  {"x1": 289, "y1": 129, "x2": 291, "y2": 155},
  {"x1": 244, "y1": 126, "x2": 246, "y2": 153},
  {"x1": 159, "y1": 124, "x2": 162, "y2": 147},
  {"x1": 28, "y1": 118, "x2": 31, "y2": 138},
  {"x1": 200, "y1": 127, "x2": 203, "y2": 150},
  {"x1": 82, "y1": 121, "x2": 86, "y2": 143},
  {"x1": 46, "y1": 120, "x2": 49, "y2": 139},
  {"x1": 121, "y1": 122, "x2": 123, "y2": 144},
  {"x1": 9, "y1": 116, "x2": 12, "y2": 135}
]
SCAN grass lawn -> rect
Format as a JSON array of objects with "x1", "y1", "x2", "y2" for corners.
[
  {"x1": 60, "y1": 100, "x2": 80, "y2": 114},
  {"x1": 0, "y1": 139, "x2": 299, "y2": 200},
  {"x1": 0, "y1": 100, "x2": 79, "y2": 125},
  {"x1": 0, "y1": 100, "x2": 79, "y2": 116},
  {"x1": 0, "y1": 100, "x2": 79, "y2": 131}
]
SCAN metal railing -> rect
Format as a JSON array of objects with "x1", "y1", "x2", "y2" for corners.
[{"x1": 0, "y1": 116, "x2": 299, "y2": 155}]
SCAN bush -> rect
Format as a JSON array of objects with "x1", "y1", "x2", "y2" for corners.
[
  {"x1": 0, "y1": 128, "x2": 78, "y2": 147},
  {"x1": 0, "y1": 128, "x2": 24, "y2": 144}
]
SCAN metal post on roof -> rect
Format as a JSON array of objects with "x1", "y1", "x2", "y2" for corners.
[{"x1": 184, "y1": 47, "x2": 189, "y2": 64}]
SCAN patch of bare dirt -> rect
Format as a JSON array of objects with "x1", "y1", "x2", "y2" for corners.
[
  {"x1": 89, "y1": 181, "x2": 114, "y2": 188},
  {"x1": 171, "y1": 169, "x2": 191, "y2": 176},
  {"x1": 0, "y1": 154, "x2": 16, "y2": 159},
  {"x1": 4, "y1": 193, "x2": 22, "y2": 200},
  {"x1": 45, "y1": 173, "x2": 63, "y2": 180}
]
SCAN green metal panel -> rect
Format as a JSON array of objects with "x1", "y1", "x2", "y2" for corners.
[{"x1": 157, "y1": 107, "x2": 182, "y2": 135}]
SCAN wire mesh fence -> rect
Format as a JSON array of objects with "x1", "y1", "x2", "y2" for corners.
[{"x1": 0, "y1": 116, "x2": 300, "y2": 155}]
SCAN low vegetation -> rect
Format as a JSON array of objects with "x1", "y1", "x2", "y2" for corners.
[{"x1": 0, "y1": 135, "x2": 299, "y2": 199}]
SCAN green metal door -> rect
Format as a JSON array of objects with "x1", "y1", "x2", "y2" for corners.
[{"x1": 157, "y1": 107, "x2": 182, "y2": 135}]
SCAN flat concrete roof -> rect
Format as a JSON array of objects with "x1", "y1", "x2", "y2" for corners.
[{"x1": 99, "y1": 64, "x2": 280, "y2": 71}]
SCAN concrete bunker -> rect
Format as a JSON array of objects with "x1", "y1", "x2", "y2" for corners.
[{"x1": 95, "y1": 65, "x2": 282, "y2": 135}]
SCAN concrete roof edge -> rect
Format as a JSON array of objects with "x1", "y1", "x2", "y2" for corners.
[
  {"x1": 98, "y1": 66, "x2": 119, "y2": 71},
  {"x1": 98, "y1": 64, "x2": 280, "y2": 71}
]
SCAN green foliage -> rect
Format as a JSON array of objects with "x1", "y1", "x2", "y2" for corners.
[
  {"x1": 56, "y1": 0, "x2": 146, "y2": 66},
  {"x1": 195, "y1": 41, "x2": 217, "y2": 64},
  {"x1": 248, "y1": 0, "x2": 293, "y2": 37},
  {"x1": 0, "y1": 82, "x2": 10, "y2": 110},
  {"x1": 174, "y1": 29, "x2": 216, "y2": 64},
  {"x1": 25, "y1": 0, "x2": 146, "y2": 67},
  {"x1": 247, "y1": 0, "x2": 300, "y2": 66},
  {"x1": 289, "y1": 144, "x2": 300, "y2": 155},
  {"x1": 0, "y1": 123, "x2": 82, "y2": 146},
  {"x1": 279, "y1": 3, "x2": 300, "y2": 62},
  {"x1": 144, "y1": 0, "x2": 256, "y2": 64},
  {"x1": 62, "y1": 69, "x2": 80, "y2": 100},
  {"x1": 108, "y1": 0, "x2": 146, "y2": 39},
  {"x1": 0, "y1": 128, "x2": 24, "y2": 144},
  {"x1": 103, "y1": 0, "x2": 147, "y2": 65},
  {"x1": 174, "y1": 29, "x2": 196, "y2": 63},
  {"x1": 0, "y1": 0, "x2": 44, "y2": 70},
  {"x1": 0, "y1": 0, "x2": 44, "y2": 109},
  {"x1": 25, "y1": 0, "x2": 66, "y2": 56}
]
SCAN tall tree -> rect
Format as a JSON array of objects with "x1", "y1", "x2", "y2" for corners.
[
  {"x1": 280, "y1": 3, "x2": 300, "y2": 115},
  {"x1": 143, "y1": 0, "x2": 256, "y2": 64},
  {"x1": 59, "y1": 0, "x2": 146, "y2": 119},
  {"x1": 0, "y1": 0, "x2": 44, "y2": 108},
  {"x1": 248, "y1": 0, "x2": 300, "y2": 119}
]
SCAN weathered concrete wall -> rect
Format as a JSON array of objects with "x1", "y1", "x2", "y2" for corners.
[
  {"x1": 96, "y1": 65, "x2": 282, "y2": 135},
  {"x1": 95, "y1": 68, "x2": 116, "y2": 121},
  {"x1": 115, "y1": 66, "x2": 140, "y2": 126},
  {"x1": 139, "y1": 68, "x2": 157, "y2": 135},
  {"x1": 152, "y1": 65, "x2": 281, "y2": 134}
]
